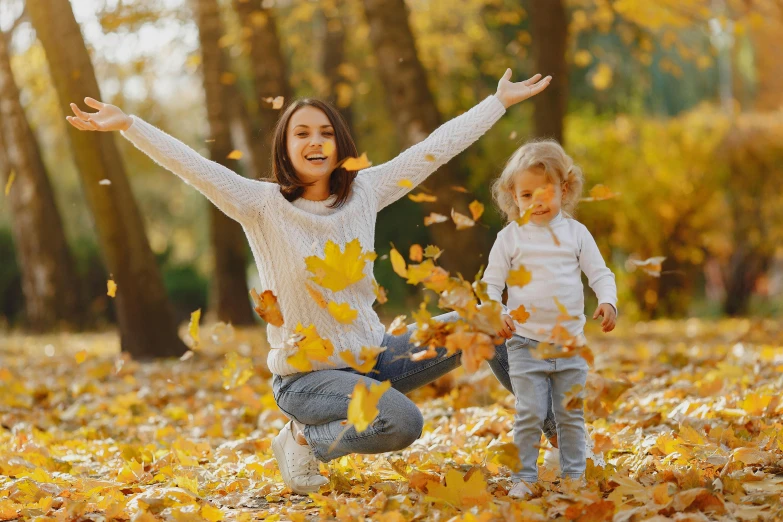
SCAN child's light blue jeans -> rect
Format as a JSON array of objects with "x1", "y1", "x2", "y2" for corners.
[
  {"x1": 507, "y1": 334, "x2": 588, "y2": 481},
  {"x1": 273, "y1": 311, "x2": 558, "y2": 462}
]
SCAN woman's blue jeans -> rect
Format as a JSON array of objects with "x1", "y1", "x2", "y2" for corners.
[{"x1": 272, "y1": 311, "x2": 557, "y2": 462}]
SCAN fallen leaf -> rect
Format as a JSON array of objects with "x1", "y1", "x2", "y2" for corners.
[
  {"x1": 426, "y1": 468, "x2": 492, "y2": 508},
  {"x1": 387, "y1": 315, "x2": 408, "y2": 336},
  {"x1": 424, "y1": 154, "x2": 436, "y2": 162},
  {"x1": 305, "y1": 283, "x2": 328, "y2": 308},
  {"x1": 75, "y1": 350, "x2": 87, "y2": 364},
  {"x1": 627, "y1": 256, "x2": 666, "y2": 277},
  {"x1": 423, "y1": 245, "x2": 443, "y2": 261},
  {"x1": 221, "y1": 352, "x2": 253, "y2": 389},
  {"x1": 4, "y1": 171, "x2": 15, "y2": 195},
  {"x1": 397, "y1": 179, "x2": 413, "y2": 188},
  {"x1": 445, "y1": 330, "x2": 495, "y2": 373},
  {"x1": 581, "y1": 184, "x2": 619, "y2": 201},
  {"x1": 372, "y1": 279, "x2": 388, "y2": 304}
]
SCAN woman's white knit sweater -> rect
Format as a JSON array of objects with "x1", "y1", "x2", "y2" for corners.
[{"x1": 121, "y1": 95, "x2": 506, "y2": 375}]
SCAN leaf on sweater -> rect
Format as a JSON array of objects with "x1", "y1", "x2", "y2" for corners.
[
  {"x1": 387, "y1": 315, "x2": 408, "y2": 336},
  {"x1": 397, "y1": 179, "x2": 413, "y2": 188},
  {"x1": 305, "y1": 283, "x2": 328, "y2": 308},
  {"x1": 227, "y1": 150, "x2": 243, "y2": 160},
  {"x1": 305, "y1": 239, "x2": 376, "y2": 292},
  {"x1": 507, "y1": 265, "x2": 532, "y2": 288},
  {"x1": 339, "y1": 346, "x2": 386, "y2": 373},
  {"x1": 346, "y1": 380, "x2": 390, "y2": 433},
  {"x1": 451, "y1": 208, "x2": 475, "y2": 230},
  {"x1": 424, "y1": 154, "x2": 436, "y2": 162},
  {"x1": 341, "y1": 153, "x2": 372, "y2": 171},
  {"x1": 423, "y1": 245, "x2": 443, "y2": 261},
  {"x1": 424, "y1": 212, "x2": 448, "y2": 226},
  {"x1": 408, "y1": 192, "x2": 437, "y2": 203},
  {"x1": 425, "y1": 468, "x2": 492, "y2": 508},
  {"x1": 327, "y1": 301, "x2": 357, "y2": 324},
  {"x1": 469, "y1": 200, "x2": 485, "y2": 221},
  {"x1": 444, "y1": 330, "x2": 495, "y2": 373},
  {"x1": 372, "y1": 280, "x2": 388, "y2": 304},
  {"x1": 107, "y1": 278, "x2": 117, "y2": 298},
  {"x1": 390, "y1": 246, "x2": 408, "y2": 278},
  {"x1": 286, "y1": 323, "x2": 335, "y2": 372},
  {"x1": 509, "y1": 304, "x2": 530, "y2": 324},
  {"x1": 250, "y1": 289, "x2": 284, "y2": 326},
  {"x1": 409, "y1": 244, "x2": 423, "y2": 262},
  {"x1": 581, "y1": 184, "x2": 619, "y2": 201},
  {"x1": 322, "y1": 140, "x2": 335, "y2": 157},
  {"x1": 189, "y1": 309, "x2": 201, "y2": 347}
]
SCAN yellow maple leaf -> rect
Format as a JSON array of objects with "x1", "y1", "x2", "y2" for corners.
[
  {"x1": 397, "y1": 179, "x2": 413, "y2": 188},
  {"x1": 409, "y1": 244, "x2": 423, "y2": 262},
  {"x1": 201, "y1": 504, "x2": 224, "y2": 522},
  {"x1": 347, "y1": 380, "x2": 390, "y2": 433},
  {"x1": 322, "y1": 140, "x2": 335, "y2": 157},
  {"x1": 507, "y1": 265, "x2": 532, "y2": 287},
  {"x1": 389, "y1": 246, "x2": 408, "y2": 278},
  {"x1": 469, "y1": 200, "x2": 485, "y2": 221},
  {"x1": 424, "y1": 212, "x2": 448, "y2": 226},
  {"x1": 305, "y1": 283, "x2": 327, "y2": 308},
  {"x1": 445, "y1": 331, "x2": 495, "y2": 373},
  {"x1": 327, "y1": 301, "x2": 357, "y2": 324},
  {"x1": 286, "y1": 323, "x2": 335, "y2": 372},
  {"x1": 406, "y1": 259, "x2": 439, "y2": 285},
  {"x1": 342, "y1": 152, "x2": 372, "y2": 171},
  {"x1": 107, "y1": 278, "x2": 117, "y2": 298},
  {"x1": 305, "y1": 239, "x2": 376, "y2": 292},
  {"x1": 426, "y1": 468, "x2": 492, "y2": 508},
  {"x1": 451, "y1": 208, "x2": 475, "y2": 230},
  {"x1": 227, "y1": 150, "x2": 243, "y2": 160},
  {"x1": 408, "y1": 192, "x2": 437, "y2": 203},
  {"x1": 509, "y1": 304, "x2": 530, "y2": 324},
  {"x1": 339, "y1": 346, "x2": 386, "y2": 373},
  {"x1": 116, "y1": 459, "x2": 145, "y2": 483},
  {"x1": 423, "y1": 245, "x2": 443, "y2": 261},
  {"x1": 189, "y1": 309, "x2": 201, "y2": 346}
]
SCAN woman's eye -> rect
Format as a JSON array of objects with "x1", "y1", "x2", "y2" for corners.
[
  {"x1": 324, "y1": 132, "x2": 334, "y2": 138},
  {"x1": 297, "y1": 133, "x2": 308, "y2": 138}
]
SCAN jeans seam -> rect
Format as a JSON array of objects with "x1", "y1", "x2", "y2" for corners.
[{"x1": 389, "y1": 351, "x2": 460, "y2": 385}]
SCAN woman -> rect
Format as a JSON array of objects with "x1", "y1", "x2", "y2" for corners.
[{"x1": 66, "y1": 69, "x2": 556, "y2": 494}]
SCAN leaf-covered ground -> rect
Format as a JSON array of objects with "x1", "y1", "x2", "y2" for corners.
[{"x1": 1, "y1": 319, "x2": 782, "y2": 521}]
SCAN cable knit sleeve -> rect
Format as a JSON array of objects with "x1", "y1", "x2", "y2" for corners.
[
  {"x1": 121, "y1": 116, "x2": 271, "y2": 222},
  {"x1": 361, "y1": 95, "x2": 506, "y2": 211}
]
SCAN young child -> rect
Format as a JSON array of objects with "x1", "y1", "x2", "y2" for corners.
[{"x1": 482, "y1": 140, "x2": 617, "y2": 498}]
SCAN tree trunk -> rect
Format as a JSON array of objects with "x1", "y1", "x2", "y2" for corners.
[
  {"x1": 193, "y1": 0, "x2": 254, "y2": 326},
  {"x1": 233, "y1": 0, "x2": 292, "y2": 179},
  {"x1": 27, "y1": 0, "x2": 186, "y2": 358},
  {"x1": 361, "y1": 0, "x2": 488, "y2": 278},
  {"x1": 317, "y1": 4, "x2": 356, "y2": 133},
  {"x1": 0, "y1": 29, "x2": 83, "y2": 331},
  {"x1": 529, "y1": 0, "x2": 569, "y2": 144}
]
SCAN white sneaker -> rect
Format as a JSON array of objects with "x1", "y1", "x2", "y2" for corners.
[
  {"x1": 542, "y1": 446, "x2": 560, "y2": 472},
  {"x1": 272, "y1": 422, "x2": 329, "y2": 494},
  {"x1": 508, "y1": 481, "x2": 534, "y2": 499}
]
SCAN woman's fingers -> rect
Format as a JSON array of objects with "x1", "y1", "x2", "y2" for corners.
[
  {"x1": 66, "y1": 116, "x2": 93, "y2": 131},
  {"x1": 84, "y1": 97, "x2": 105, "y2": 110},
  {"x1": 501, "y1": 68, "x2": 512, "y2": 82},
  {"x1": 528, "y1": 76, "x2": 552, "y2": 96},
  {"x1": 522, "y1": 73, "x2": 542, "y2": 86},
  {"x1": 70, "y1": 102, "x2": 92, "y2": 120}
]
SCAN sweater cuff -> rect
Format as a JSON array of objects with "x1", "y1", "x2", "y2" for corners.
[
  {"x1": 120, "y1": 115, "x2": 141, "y2": 139},
  {"x1": 486, "y1": 95, "x2": 507, "y2": 118}
]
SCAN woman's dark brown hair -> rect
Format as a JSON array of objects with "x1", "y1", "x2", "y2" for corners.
[{"x1": 271, "y1": 99, "x2": 358, "y2": 208}]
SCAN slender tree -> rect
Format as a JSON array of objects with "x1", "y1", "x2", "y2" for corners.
[
  {"x1": 317, "y1": 2, "x2": 355, "y2": 133},
  {"x1": 192, "y1": 0, "x2": 254, "y2": 325},
  {"x1": 27, "y1": 0, "x2": 186, "y2": 358}
]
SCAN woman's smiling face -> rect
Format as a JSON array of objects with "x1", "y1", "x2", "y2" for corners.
[{"x1": 286, "y1": 106, "x2": 338, "y2": 188}]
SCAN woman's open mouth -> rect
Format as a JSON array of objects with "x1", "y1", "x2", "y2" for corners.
[{"x1": 305, "y1": 154, "x2": 327, "y2": 165}]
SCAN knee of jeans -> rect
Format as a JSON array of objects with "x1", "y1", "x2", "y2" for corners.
[{"x1": 380, "y1": 407, "x2": 423, "y2": 451}]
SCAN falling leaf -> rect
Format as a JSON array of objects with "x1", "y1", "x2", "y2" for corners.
[
  {"x1": 507, "y1": 265, "x2": 532, "y2": 288},
  {"x1": 451, "y1": 209, "x2": 475, "y2": 230},
  {"x1": 250, "y1": 289, "x2": 284, "y2": 326},
  {"x1": 372, "y1": 279, "x2": 388, "y2": 304},
  {"x1": 305, "y1": 283, "x2": 328, "y2": 308},
  {"x1": 387, "y1": 315, "x2": 408, "y2": 336},
  {"x1": 327, "y1": 301, "x2": 357, "y2": 324},
  {"x1": 591, "y1": 63, "x2": 613, "y2": 90},
  {"x1": 341, "y1": 153, "x2": 372, "y2": 171},
  {"x1": 347, "y1": 380, "x2": 391, "y2": 433},
  {"x1": 4, "y1": 169, "x2": 16, "y2": 195},
  {"x1": 227, "y1": 150, "x2": 243, "y2": 160},
  {"x1": 221, "y1": 352, "x2": 254, "y2": 389},
  {"x1": 509, "y1": 304, "x2": 530, "y2": 324},
  {"x1": 409, "y1": 244, "x2": 423, "y2": 262},
  {"x1": 426, "y1": 468, "x2": 492, "y2": 508},
  {"x1": 509, "y1": 131, "x2": 518, "y2": 140},
  {"x1": 450, "y1": 185, "x2": 469, "y2": 193},
  {"x1": 305, "y1": 239, "x2": 376, "y2": 292},
  {"x1": 180, "y1": 350, "x2": 194, "y2": 361},
  {"x1": 397, "y1": 179, "x2": 413, "y2": 188},
  {"x1": 389, "y1": 246, "x2": 408, "y2": 278},
  {"x1": 286, "y1": 323, "x2": 335, "y2": 372},
  {"x1": 445, "y1": 330, "x2": 495, "y2": 373},
  {"x1": 424, "y1": 212, "x2": 449, "y2": 226},
  {"x1": 468, "y1": 200, "x2": 485, "y2": 221},
  {"x1": 423, "y1": 245, "x2": 443, "y2": 261},
  {"x1": 424, "y1": 154, "x2": 436, "y2": 162},
  {"x1": 107, "y1": 278, "x2": 117, "y2": 298},
  {"x1": 581, "y1": 184, "x2": 619, "y2": 201},
  {"x1": 189, "y1": 309, "x2": 201, "y2": 346},
  {"x1": 409, "y1": 192, "x2": 437, "y2": 203},
  {"x1": 411, "y1": 346, "x2": 438, "y2": 361},
  {"x1": 339, "y1": 346, "x2": 386, "y2": 373},
  {"x1": 488, "y1": 442, "x2": 522, "y2": 472},
  {"x1": 322, "y1": 140, "x2": 335, "y2": 157},
  {"x1": 99, "y1": 179, "x2": 111, "y2": 185},
  {"x1": 263, "y1": 96, "x2": 285, "y2": 109},
  {"x1": 627, "y1": 256, "x2": 666, "y2": 277},
  {"x1": 75, "y1": 350, "x2": 87, "y2": 364}
]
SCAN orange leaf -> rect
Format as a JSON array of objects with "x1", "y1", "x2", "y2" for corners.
[
  {"x1": 305, "y1": 283, "x2": 328, "y2": 308},
  {"x1": 339, "y1": 346, "x2": 386, "y2": 373},
  {"x1": 227, "y1": 150, "x2": 243, "y2": 160},
  {"x1": 250, "y1": 289, "x2": 284, "y2": 326},
  {"x1": 408, "y1": 192, "x2": 437, "y2": 203},
  {"x1": 424, "y1": 212, "x2": 448, "y2": 226},
  {"x1": 409, "y1": 244, "x2": 423, "y2": 262},
  {"x1": 322, "y1": 140, "x2": 335, "y2": 157},
  {"x1": 507, "y1": 265, "x2": 532, "y2": 288},
  {"x1": 509, "y1": 304, "x2": 530, "y2": 324},
  {"x1": 342, "y1": 152, "x2": 372, "y2": 171},
  {"x1": 468, "y1": 200, "x2": 485, "y2": 221},
  {"x1": 372, "y1": 280, "x2": 388, "y2": 304},
  {"x1": 387, "y1": 315, "x2": 408, "y2": 336},
  {"x1": 445, "y1": 330, "x2": 495, "y2": 373}
]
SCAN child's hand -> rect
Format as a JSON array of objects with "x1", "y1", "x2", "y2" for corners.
[
  {"x1": 498, "y1": 314, "x2": 515, "y2": 339},
  {"x1": 593, "y1": 304, "x2": 616, "y2": 332}
]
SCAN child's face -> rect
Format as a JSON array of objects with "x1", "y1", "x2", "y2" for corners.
[{"x1": 512, "y1": 167, "x2": 564, "y2": 225}]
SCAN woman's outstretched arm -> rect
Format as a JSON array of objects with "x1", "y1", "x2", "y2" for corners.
[
  {"x1": 361, "y1": 70, "x2": 551, "y2": 211},
  {"x1": 67, "y1": 97, "x2": 270, "y2": 223}
]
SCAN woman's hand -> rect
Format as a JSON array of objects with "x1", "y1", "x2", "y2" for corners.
[
  {"x1": 593, "y1": 303, "x2": 617, "y2": 333},
  {"x1": 495, "y1": 69, "x2": 552, "y2": 109},
  {"x1": 498, "y1": 314, "x2": 516, "y2": 339},
  {"x1": 66, "y1": 97, "x2": 133, "y2": 132}
]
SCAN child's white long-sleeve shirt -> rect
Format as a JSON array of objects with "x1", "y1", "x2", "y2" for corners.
[{"x1": 482, "y1": 212, "x2": 617, "y2": 342}]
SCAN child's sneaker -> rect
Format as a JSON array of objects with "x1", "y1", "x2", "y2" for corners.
[{"x1": 508, "y1": 481, "x2": 534, "y2": 499}]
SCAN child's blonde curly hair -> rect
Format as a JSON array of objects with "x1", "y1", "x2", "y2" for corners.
[{"x1": 491, "y1": 139, "x2": 584, "y2": 224}]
